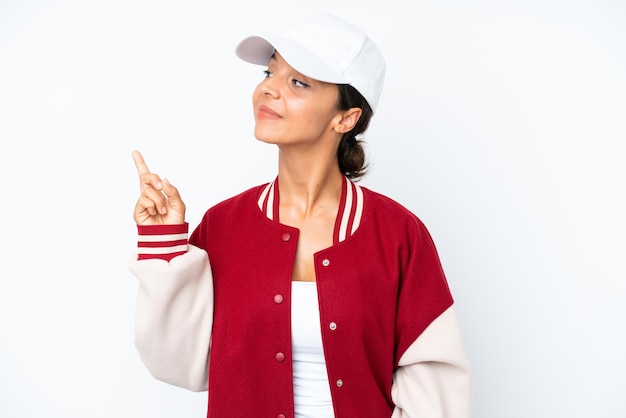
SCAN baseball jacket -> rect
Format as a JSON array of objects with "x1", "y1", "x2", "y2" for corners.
[{"x1": 129, "y1": 176, "x2": 471, "y2": 417}]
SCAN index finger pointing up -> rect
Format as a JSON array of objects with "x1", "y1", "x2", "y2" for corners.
[{"x1": 132, "y1": 150, "x2": 151, "y2": 176}]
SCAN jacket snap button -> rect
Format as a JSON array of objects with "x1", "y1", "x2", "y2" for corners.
[
  {"x1": 329, "y1": 322, "x2": 337, "y2": 330},
  {"x1": 336, "y1": 379, "x2": 343, "y2": 387},
  {"x1": 281, "y1": 232, "x2": 291, "y2": 242},
  {"x1": 275, "y1": 352, "x2": 286, "y2": 362},
  {"x1": 322, "y1": 259, "x2": 330, "y2": 267},
  {"x1": 274, "y1": 294, "x2": 284, "y2": 304}
]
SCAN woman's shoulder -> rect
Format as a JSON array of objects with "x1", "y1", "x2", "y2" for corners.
[
  {"x1": 361, "y1": 185, "x2": 419, "y2": 218},
  {"x1": 359, "y1": 184, "x2": 433, "y2": 233}
]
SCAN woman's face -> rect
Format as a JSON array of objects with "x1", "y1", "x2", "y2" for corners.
[{"x1": 252, "y1": 52, "x2": 341, "y2": 147}]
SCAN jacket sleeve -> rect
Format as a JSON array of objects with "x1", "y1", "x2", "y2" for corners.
[
  {"x1": 390, "y1": 215, "x2": 471, "y2": 417},
  {"x1": 391, "y1": 305, "x2": 472, "y2": 417},
  {"x1": 128, "y1": 223, "x2": 214, "y2": 392}
]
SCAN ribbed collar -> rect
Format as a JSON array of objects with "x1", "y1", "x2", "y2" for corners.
[{"x1": 257, "y1": 176, "x2": 364, "y2": 245}]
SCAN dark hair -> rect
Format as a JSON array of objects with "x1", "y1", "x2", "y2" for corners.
[{"x1": 336, "y1": 84, "x2": 373, "y2": 181}]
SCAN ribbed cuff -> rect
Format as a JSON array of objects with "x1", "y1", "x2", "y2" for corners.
[{"x1": 137, "y1": 223, "x2": 189, "y2": 261}]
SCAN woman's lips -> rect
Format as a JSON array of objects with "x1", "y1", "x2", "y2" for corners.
[{"x1": 257, "y1": 104, "x2": 281, "y2": 120}]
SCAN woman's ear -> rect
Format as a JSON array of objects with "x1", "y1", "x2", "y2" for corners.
[{"x1": 334, "y1": 108, "x2": 362, "y2": 134}]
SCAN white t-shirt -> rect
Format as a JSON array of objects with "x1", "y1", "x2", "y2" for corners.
[{"x1": 291, "y1": 281, "x2": 334, "y2": 417}]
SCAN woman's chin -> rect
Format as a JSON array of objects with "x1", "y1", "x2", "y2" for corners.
[
  {"x1": 254, "y1": 135, "x2": 277, "y2": 145},
  {"x1": 253, "y1": 128, "x2": 279, "y2": 145}
]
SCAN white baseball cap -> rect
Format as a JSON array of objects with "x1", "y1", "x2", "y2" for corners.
[{"x1": 235, "y1": 13, "x2": 386, "y2": 112}]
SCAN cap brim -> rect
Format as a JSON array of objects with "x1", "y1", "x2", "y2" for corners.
[{"x1": 235, "y1": 35, "x2": 349, "y2": 85}]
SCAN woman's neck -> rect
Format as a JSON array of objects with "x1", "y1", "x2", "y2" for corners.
[{"x1": 277, "y1": 147, "x2": 343, "y2": 220}]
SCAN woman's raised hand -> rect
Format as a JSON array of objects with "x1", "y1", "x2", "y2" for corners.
[{"x1": 132, "y1": 150, "x2": 186, "y2": 225}]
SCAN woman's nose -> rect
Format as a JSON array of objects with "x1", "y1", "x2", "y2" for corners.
[{"x1": 260, "y1": 75, "x2": 280, "y2": 98}]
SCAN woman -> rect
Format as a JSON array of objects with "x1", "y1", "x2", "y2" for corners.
[{"x1": 129, "y1": 13, "x2": 471, "y2": 417}]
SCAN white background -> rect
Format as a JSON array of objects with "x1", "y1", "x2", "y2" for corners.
[{"x1": 1, "y1": 0, "x2": 625, "y2": 417}]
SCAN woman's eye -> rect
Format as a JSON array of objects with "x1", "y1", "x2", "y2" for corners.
[
  {"x1": 292, "y1": 79, "x2": 310, "y2": 88},
  {"x1": 263, "y1": 70, "x2": 273, "y2": 78}
]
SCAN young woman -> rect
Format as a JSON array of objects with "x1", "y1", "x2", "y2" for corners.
[{"x1": 129, "y1": 13, "x2": 471, "y2": 418}]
